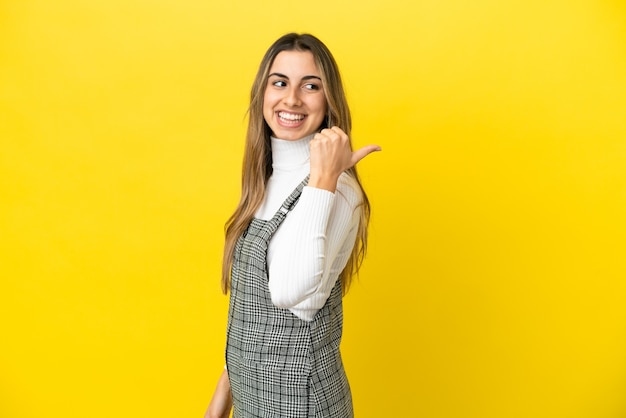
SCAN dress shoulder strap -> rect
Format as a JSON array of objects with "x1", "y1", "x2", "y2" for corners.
[{"x1": 269, "y1": 175, "x2": 310, "y2": 224}]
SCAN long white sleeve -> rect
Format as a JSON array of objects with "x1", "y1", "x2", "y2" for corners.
[{"x1": 255, "y1": 136, "x2": 362, "y2": 321}]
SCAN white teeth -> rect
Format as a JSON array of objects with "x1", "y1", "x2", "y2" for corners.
[{"x1": 278, "y1": 112, "x2": 304, "y2": 121}]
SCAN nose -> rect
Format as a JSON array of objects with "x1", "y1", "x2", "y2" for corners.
[{"x1": 283, "y1": 85, "x2": 302, "y2": 107}]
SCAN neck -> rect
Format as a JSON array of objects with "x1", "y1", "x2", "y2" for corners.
[{"x1": 270, "y1": 134, "x2": 314, "y2": 170}]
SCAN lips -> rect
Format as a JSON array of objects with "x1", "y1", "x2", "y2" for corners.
[{"x1": 277, "y1": 111, "x2": 306, "y2": 126}]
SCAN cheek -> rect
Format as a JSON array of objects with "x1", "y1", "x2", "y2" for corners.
[
  {"x1": 263, "y1": 90, "x2": 275, "y2": 110},
  {"x1": 316, "y1": 98, "x2": 328, "y2": 117},
  {"x1": 317, "y1": 94, "x2": 328, "y2": 112},
  {"x1": 262, "y1": 101, "x2": 274, "y2": 121},
  {"x1": 262, "y1": 93, "x2": 270, "y2": 110}
]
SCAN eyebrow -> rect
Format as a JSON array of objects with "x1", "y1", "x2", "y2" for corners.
[{"x1": 268, "y1": 72, "x2": 322, "y2": 82}]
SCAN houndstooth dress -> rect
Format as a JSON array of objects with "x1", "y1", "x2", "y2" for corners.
[{"x1": 226, "y1": 177, "x2": 353, "y2": 418}]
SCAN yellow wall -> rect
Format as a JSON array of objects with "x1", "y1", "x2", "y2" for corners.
[{"x1": 1, "y1": 1, "x2": 625, "y2": 417}]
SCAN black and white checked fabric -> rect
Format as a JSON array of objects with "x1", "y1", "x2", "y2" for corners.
[{"x1": 226, "y1": 177, "x2": 353, "y2": 418}]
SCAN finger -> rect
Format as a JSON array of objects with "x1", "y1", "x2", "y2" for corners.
[
  {"x1": 351, "y1": 144, "x2": 382, "y2": 166},
  {"x1": 318, "y1": 127, "x2": 338, "y2": 137},
  {"x1": 314, "y1": 129, "x2": 342, "y2": 144},
  {"x1": 330, "y1": 126, "x2": 347, "y2": 138},
  {"x1": 317, "y1": 128, "x2": 329, "y2": 136}
]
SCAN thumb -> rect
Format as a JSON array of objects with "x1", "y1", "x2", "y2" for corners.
[{"x1": 351, "y1": 144, "x2": 382, "y2": 166}]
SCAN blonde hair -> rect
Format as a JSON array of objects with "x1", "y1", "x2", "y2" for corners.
[{"x1": 221, "y1": 33, "x2": 370, "y2": 295}]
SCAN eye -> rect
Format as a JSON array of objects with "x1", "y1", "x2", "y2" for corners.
[
  {"x1": 272, "y1": 80, "x2": 287, "y2": 87},
  {"x1": 303, "y1": 83, "x2": 320, "y2": 91}
]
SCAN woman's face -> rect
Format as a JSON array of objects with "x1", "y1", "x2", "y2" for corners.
[{"x1": 263, "y1": 50, "x2": 327, "y2": 141}]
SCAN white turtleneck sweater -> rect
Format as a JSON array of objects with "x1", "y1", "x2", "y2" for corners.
[{"x1": 255, "y1": 134, "x2": 362, "y2": 322}]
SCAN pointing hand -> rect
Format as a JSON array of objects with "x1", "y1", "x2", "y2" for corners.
[{"x1": 308, "y1": 126, "x2": 381, "y2": 192}]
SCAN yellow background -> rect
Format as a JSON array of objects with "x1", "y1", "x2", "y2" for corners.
[{"x1": 1, "y1": 0, "x2": 625, "y2": 417}]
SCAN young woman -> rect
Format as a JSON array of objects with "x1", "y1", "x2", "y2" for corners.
[{"x1": 206, "y1": 32, "x2": 380, "y2": 418}]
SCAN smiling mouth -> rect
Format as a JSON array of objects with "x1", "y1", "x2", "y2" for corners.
[{"x1": 278, "y1": 111, "x2": 306, "y2": 124}]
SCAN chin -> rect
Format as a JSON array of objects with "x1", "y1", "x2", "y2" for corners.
[{"x1": 275, "y1": 130, "x2": 308, "y2": 141}]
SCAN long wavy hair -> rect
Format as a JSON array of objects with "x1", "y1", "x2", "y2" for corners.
[{"x1": 221, "y1": 33, "x2": 371, "y2": 295}]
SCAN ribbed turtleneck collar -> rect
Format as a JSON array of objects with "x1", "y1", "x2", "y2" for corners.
[{"x1": 270, "y1": 134, "x2": 314, "y2": 170}]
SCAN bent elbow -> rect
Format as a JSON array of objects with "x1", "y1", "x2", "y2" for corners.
[
  {"x1": 268, "y1": 278, "x2": 317, "y2": 309},
  {"x1": 269, "y1": 287, "x2": 291, "y2": 308}
]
